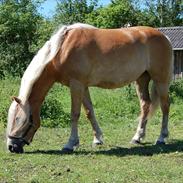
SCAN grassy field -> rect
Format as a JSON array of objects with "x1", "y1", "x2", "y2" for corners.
[{"x1": 0, "y1": 78, "x2": 183, "y2": 183}]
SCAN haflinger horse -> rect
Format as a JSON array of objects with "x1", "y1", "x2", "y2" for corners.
[{"x1": 7, "y1": 23, "x2": 173, "y2": 153}]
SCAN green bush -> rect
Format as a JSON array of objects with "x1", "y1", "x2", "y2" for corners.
[
  {"x1": 41, "y1": 97, "x2": 70, "y2": 128},
  {"x1": 170, "y1": 79, "x2": 183, "y2": 102}
]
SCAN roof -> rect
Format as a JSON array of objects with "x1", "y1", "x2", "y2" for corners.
[{"x1": 158, "y1": 26, "x2": 183, "y2": 50}]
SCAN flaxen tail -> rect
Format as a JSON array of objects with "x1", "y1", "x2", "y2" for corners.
[{"x1": 148, "y1": 82, "x2": 160, "y2": 119}]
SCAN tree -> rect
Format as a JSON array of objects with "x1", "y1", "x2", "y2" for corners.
[
  {"x1": 86, "y1": 0, "x2": 182, "y2": 28},
  {"x1": 137, "y1": 0, "x2": 183, "y2": 27},
  {"x1": 86, "y1": 0, "x2": 138, "y2": 28},
  {"x1": 54, "y1": 0, "x2": 98, "y2": 25},
  {"x1": 0, "y1": 0, "x2": 42, "y2": 77}
]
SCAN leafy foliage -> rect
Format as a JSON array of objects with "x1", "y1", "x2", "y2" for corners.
[
  {"x1": 138, "y1": 0, "x2": 183, "y2": 27},
  {"x1": 170, "y1": 79, "x2": 183, "y2": 102},
  {"x1": 86, "y1": 0, "x2": 182, "y2": 28},
  {"x1": 41, "y1": 95, "x2": 70, "y2": 128},
  {"x1": 0, "y1": 0, "x2": 44, "y2": 77},
  {"x1": 53, "y1": 0, "x2": 98, "y2": 25},
  {"x1": 86, "y1": 0, "x2": 138, "y2": 28}
]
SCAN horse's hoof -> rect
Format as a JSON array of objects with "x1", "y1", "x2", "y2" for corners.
[
  {"x1": 92, "y1": 141, "x2": 103, "y2": 148},
  {"x1": 130, "y1": 139, "x2": 141, "y2": 145},
  {"x1": 155, "y1": 140, "x2": 166, "y2": 145},
  {"x1": 61, "y1": 148, "x2": 74, "y2": 154}
]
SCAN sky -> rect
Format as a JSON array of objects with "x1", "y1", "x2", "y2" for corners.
[{"x1": 39, "y1": 0, "x2": 111, "y2": 18}]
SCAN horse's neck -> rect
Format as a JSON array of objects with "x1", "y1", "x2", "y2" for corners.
[{"x1": 28, "y1": 63, "x2": 55, "y2": 112}]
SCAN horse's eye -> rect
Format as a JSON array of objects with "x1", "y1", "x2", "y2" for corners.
[{"x1": 15, "y1": 117, "x2": 20, "y2": 122}]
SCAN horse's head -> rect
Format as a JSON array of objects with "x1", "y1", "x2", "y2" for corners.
[{"x1": 6, "y1": 97, "x2": 37, "y2": 153}]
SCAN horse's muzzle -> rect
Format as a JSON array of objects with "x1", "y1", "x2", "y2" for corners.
[
  {"x1": 7, "y1": 138, "x2": 25, "y2": 153},
  {"x1": 8, "y1": 144, "x2": 24, "y2": 153}
]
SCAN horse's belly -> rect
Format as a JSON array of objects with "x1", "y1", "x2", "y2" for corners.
[
  {"x1": 89, "y1": 76, "x2": 135, "y2": 89},
  {"x1": 88, "y1": 63, "x2": 145, "y2": 89}
]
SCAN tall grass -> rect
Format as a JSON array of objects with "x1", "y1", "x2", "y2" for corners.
[{"x1": 0, "y1": 77, "x2": 183, "y2": 128}]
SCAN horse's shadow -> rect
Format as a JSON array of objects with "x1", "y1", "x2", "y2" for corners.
[{"x1": 25, "y1": 139, "x2": 183, "y2": 157}]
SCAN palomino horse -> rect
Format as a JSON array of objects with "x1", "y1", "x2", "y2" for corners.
[{"x1": 7, "y1": 23, "x2": 173, "y2": 153}]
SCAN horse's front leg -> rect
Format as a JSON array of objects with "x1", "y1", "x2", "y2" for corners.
[{"x1": 62, "y1": 79, "x2": 85, "y2": 152}]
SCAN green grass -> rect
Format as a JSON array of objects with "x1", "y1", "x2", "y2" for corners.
[
  {"x1": 1, "y1": 122, "x2": 183, "y2": 183},
  {"x1": 0, "y1": 78, "x2": 183, "y2": 183}
]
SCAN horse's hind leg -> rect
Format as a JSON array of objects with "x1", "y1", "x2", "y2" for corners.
[
  {"x1": 131, "y1": 72, "x2": 151, "y2": 144},
  {"x1": 83, "y1": 88, "x2": 103, "y2": 146},
  {"x1": 155, "y1": 82, "x2": 170, "y2": 144},
  {"x1": 63, "y1": 79, "x2": 85, "y2": 151}
]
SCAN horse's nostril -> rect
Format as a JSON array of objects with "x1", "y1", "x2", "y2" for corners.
[{"x1": 8, "y1": 145, "x2": 14, "y2": 152}]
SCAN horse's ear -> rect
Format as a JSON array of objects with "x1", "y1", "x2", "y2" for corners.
[{"x1": 11, "y1": 96, "x2": 22, "y2": 104}]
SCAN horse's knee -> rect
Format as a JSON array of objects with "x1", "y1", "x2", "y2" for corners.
[{"x1": 71, "y1": 112, "x2": 80, "y2": 121}]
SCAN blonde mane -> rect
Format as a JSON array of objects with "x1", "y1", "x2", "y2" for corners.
[{"x1": 18, "y1": 23, "x2": 96, "y2": 103}]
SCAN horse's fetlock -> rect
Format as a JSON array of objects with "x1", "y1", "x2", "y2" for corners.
[{"x1": 162, "y1": 131, "x2": 169, "y2": 138}]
